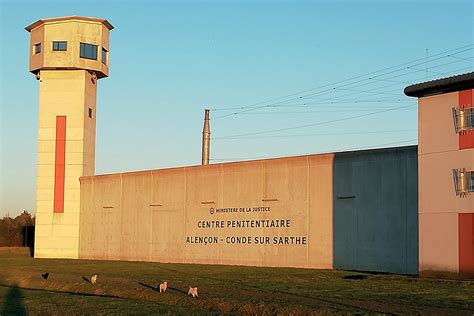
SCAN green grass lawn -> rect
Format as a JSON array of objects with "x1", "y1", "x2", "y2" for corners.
[{"x1": 1, "y1": 248, "x2": 473, "y2": 315}]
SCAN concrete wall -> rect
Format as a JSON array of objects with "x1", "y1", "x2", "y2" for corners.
[
  {"x1": 333, "y1": 146, "x2": 418, "y2": 274},
  {"x1": 80, "y1": 147, "x2": 418, "y2": 272},
  {"x1": 80, "y1": 155, "x2": 334, "y2": 268}
]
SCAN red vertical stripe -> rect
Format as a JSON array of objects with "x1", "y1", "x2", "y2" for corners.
[
  {"x1": 459, "y1": 89, "x2": 474, "y2": 149},
  {"x1": 459, "y1": 213, "x2": 474, "y2": 274},
  {"x1": 53, "y1": 116, "x2": 66, "y2": 213}
]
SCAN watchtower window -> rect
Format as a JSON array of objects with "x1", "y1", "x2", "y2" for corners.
[
  {"x1": 102, "y1": 48, "x2": 108, "y2": 65},
  {"x1": 88, "y1": 107, "x2": 93, "y2": 119},
  {"x1": 80, "y1": 43, "x2": 98, "y2": 60},
  {"x1": 52, "y1": 41, "x2": 67, "y2": 51},
  {"x1": 34, "y1": 43, "x2": 41, "y2": 54}
]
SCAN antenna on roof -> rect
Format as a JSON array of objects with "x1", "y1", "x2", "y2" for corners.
[{"x1": 425, "y1": 48, "x2": 428, "y2": 80}]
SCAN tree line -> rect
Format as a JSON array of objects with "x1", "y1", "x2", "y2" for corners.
[{"x1": 0, "y1": 211, "x2": 35, "y2": 247}]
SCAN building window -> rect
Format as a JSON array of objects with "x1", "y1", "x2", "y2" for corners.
[
  {"x1": 471, "y1": 173, "x2": 474, "y2": 193},
  {"x1": 102, "y1": 48, "x2": 107, "y2": 65},
  {"x1": 34, "y1": 43, "x2": 41, "y2": 54},
  {"x1": 52, "y1": 41, "x2": 67, "y2": 51},
  {"x1": 453, "y1": 168, "x2": 474, "y2": 197},
  {"x1": 88, "y1": 108, "x2": 93, "y2": 119},
  {"x1": 452, "y1": 107, "x2": 474, "y2": 134},
  {"x1": 80, "y1": 42, "x2": 98, "y2": 60}
]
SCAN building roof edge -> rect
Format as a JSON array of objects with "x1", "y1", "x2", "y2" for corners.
[
  {"x1": 404, "y1": 72, "x2": 474, "y2": 97},
  {"x1": 25, "y1": 16, "x2": 114, "y2": 32}
]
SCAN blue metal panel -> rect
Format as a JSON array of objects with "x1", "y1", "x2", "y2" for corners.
[{"x1": 333, "y1": 146, "x2": 419, "y2": 274}]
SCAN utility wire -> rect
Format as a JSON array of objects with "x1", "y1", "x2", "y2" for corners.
[
  {"x1": 207, "y1": 48, "x2": 470, "y2": 162},
  {"x1": 224, "y1": 108, "x2": 415, "y2": 115},
  {"x1": 271, "y1": 55, "x2": 473, "y2": 103},
  {"x1": 210, "y1": 45, "x2": 473, "y2": 118},
  {"x1": 281, "y1": 62, "x2": 473, "y2": 104},
  {"x1": 217, "y1": 104, "x2": 415, "y2": 139},
  {"x1": 211, "y1": 98, "x2": 411, "y2": 111},
  {"x1": 210, "y1": 139, "x2": 417, "y2": 161},
  {"x1": 447, "y1": 54, "x2": 474, "y2": 63},
  {"x1": 211, "y1": 45, "x2": 472, "y2": 111},
  {"x1": 211, "y1": 57, "x2": 472, "y2": 119},
  {"x1": 211, "y1": 60, "x2": 472, "y2": 113},
  {"x1": 212, "y1": 129, "x2": 416, "y2": 140},
  {"x1": 210, "y1": 59, "x2": 472, "y2": 117},
  {"x1": 271, "y1": 97, "x2": 410, "y2": 104}
]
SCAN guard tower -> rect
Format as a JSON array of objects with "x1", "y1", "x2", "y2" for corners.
[{"x1": 26, "y1": 16, "x2": 113, "y2": 258}]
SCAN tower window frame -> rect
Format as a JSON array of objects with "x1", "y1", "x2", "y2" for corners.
[
  {"x1": 101, "y1": 47, "x2": 108, "y2": 65},
  {"x1": 52, "y1": 41, "x2": 67, "y2": 51},
  {"x1": 34, "y1": 43, "x2": 41, "y2": 54},
  {"x1": 80, "y1": 42, "x2": 98, "y2": 60},
  {"x1": 88, "y1": 107, "x2": 94, "y2": 119}
]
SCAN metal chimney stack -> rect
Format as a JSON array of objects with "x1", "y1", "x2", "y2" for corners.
[{"x1": 202, "y1": 109, "x2": 211, "y2": 165}]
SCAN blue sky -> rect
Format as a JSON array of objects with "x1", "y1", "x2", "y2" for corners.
[{"x1": 1, "y1": 0, "x2": 473, "y2": 217}]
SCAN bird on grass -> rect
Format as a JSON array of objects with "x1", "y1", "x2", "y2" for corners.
[
  {"x1": 91, "y1": 274, "x2": 98, "y2": 284},
  {"x1": 41, "y1": 272, "x2": 49, "y2": 280}
]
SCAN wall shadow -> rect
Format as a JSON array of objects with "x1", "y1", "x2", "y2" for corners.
[
  {"x1": 332, "y1": 146, "x2": 419, "y2": 275},
  {"x1": 168, "y1": 286, "x2": 188, "y2": 295},
  {"x1": 137, "y1": 281, "x2": 156, "y2": 291},
  {"x1": 137, "y1": 281, "x2": 188, "y2": 295},
  {"x1": 1, "y1": 286, "x2": 26, "y2": 315}
]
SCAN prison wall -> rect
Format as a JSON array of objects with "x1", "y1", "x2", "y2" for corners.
[{"x1": 79, "y1": 146, "x2": 418, "y2": 271}]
